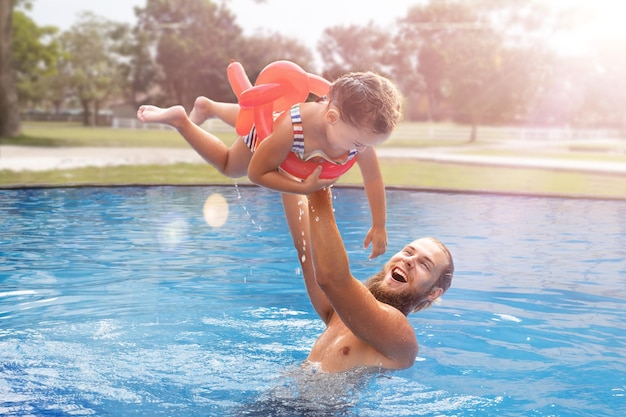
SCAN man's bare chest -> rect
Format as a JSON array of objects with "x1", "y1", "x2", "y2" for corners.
[{"x1": 308, "y1": 321, "x2": 391, "y2": 372}]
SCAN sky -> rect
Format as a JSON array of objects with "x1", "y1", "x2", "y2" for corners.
[{"x1": 27, "y1": 0, "x2": 626, "y2": 61}]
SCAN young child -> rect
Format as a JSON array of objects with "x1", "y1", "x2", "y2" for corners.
[{"x1": 137, "y1": 70, "x2": 401, "y2": 259}]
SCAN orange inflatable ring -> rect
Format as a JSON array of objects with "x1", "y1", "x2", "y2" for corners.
[{"x1": 227, "y1": 60, "x2": 357, "y2": 180}]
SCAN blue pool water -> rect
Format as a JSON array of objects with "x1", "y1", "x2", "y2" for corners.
[{"x1": 1, "y1": 185, "x2": 625, "y2": 416}]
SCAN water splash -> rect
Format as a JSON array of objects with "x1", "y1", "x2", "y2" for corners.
[{"x1": 234, "y1": 182, "x2": 263, "y2": 231}]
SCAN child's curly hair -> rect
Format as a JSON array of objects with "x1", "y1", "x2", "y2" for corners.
[{"x1": 328, "y1": 72, "x2": 402, "y2": 134}]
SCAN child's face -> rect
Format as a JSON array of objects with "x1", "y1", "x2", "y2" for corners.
[{"x1": 327, "y1": 112, "x2": 389, "y2": 153}]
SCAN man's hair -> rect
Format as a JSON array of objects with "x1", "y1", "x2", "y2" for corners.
[
  {"x1": 428, "y1": 237, "x2": 454, "y2": 293},
  {"x1": 412, "y1": 238, "x2": 454, "y2": 313},
  {"x1": 328, "y1": 72, "x2": 402, "y2": 134}
]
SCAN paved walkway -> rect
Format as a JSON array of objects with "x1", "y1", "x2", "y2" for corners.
[
  {"x1": 1, "y1": 145, "x2": 625, "y2": 175},
  {"x1": 0, "y1": 146, "x2": 205, "y2": 172}
]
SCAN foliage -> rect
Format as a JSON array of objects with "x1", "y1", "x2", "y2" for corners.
[
  {"x1": 11, "y1": 10, "x2": 60, "y2": 109},
  {"x1": 121, "y1": 27, "x2": 157, "y2": 107},
  {"x1": 235, "y1": 34, "x2": 315, "y2": 80},
  {"x1": 314, "y1": 0, "x2": 626, "y2": 132},
  {"x1": 135, "y1": 0, "x2": 314, "y2": 110},
  {"x1": 318, "y1": 24, "x2": 394, "y2": 81},
  {"x1": 57, "y1": 12, "x2": 133, "y2": 126},
  {"x1": 14, "y1": 0, "x2": 33, "y2": 9},
  {"x1": 393, "y1": 0, "x2": 556, "y2": 133},
  {"x1": 135, "y1": 0, "x2": 243, "y2": 109},
  {"x1": 6, "y1": 0, "x2": 626, "y2": 134}
]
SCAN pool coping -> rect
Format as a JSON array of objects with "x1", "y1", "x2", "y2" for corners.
[{"x1": 2, "y1": 182, "x2": 625, "y2": 202}]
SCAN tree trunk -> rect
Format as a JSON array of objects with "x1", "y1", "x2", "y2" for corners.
[
  {"x1": 469, "y1": 123, "x2": 477, "y2": 142},
  {"x1": 94, "y1": 101, "x2": 100, "y2": 126},
  {"x1": 0, "y1": 0, "x2": 21, "y2": 138},
  {"x1": 469, "y1": 111, "x2": 479, "y2": 143},
  {"x1": 81, "y1": 98, "x2": 91, "y2": 126}
]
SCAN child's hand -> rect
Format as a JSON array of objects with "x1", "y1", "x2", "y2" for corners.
[
  {"x1": 302, "y1": 166, "x2": 336, "y2": 194},
  {"x1": 364, "y1": 226, "x2": 387, "y2": 259}
]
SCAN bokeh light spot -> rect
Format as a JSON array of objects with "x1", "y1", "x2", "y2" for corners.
[{"x1": 203, "y1": 193, "x2": 229, "y2": 228}]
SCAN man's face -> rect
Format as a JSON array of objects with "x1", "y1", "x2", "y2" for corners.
[{"x1": 366, "y1": 238, "x2": 448, "y2": 314}]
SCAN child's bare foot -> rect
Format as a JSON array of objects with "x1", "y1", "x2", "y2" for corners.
[
  {"x1": 137, "y1": 105, "x2": 187, "y2": 128},
  {"x1": 189, "y1": 96, "x2": 215, "y2": 125}
]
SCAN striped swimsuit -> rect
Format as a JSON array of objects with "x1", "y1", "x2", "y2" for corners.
[{"x1": 244, "y1": 104, "x2": 359, "y2": 165}]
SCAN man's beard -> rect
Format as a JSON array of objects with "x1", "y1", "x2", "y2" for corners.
[{"x1": 365, "y1": 271, "x2": 423, "y2": 316}]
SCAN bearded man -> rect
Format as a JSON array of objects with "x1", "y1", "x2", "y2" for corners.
[{"x1": 281, "y1": 187, "x2": 454, "y2": 373}]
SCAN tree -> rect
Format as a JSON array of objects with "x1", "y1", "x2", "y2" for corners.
[
  {"x1": 394, "y1": 0, "x2": 564, "y2": 137},
  {"x1": 396, "y1": 0, "x2": 501, "y2": 135},
  {"x1": 124, "y1": 28, "x2": 158, "y2": 106},
  {"x1": 135, "y1": 0, "x2": 316, "y2": 109},
  {"x1": 0, "y1": 0, "x2": 20, "y2": 137},
  {"x1": 583, "y1": 39, "x2": 626, "y2": 129},
  {"x1": 237, "y1": 32, "x2": 315, "y2": 81},
  {"x1": 318, "y1": 24, "x2": 394, "y2": 81},
  {"x1": 59, "y1": 12, "x2": 132, "y2": 126},
  {"x1": 11, "y1": 9, "x2": 60, "y2": 110},
  {"x1": 135, "y1": 0, "x2": 245, "y2": 109},
  {"x1": 444, "y1": 27, "x2": 502, "y2": 141},
  {"x1": 472, "y1": 0, "x2": 561, "y2": 127}
]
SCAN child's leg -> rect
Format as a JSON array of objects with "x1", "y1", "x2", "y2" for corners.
[
  {"x1": 137, "y1": 104, "x2": 251, "y2": 178},
  {"x1": 189, "y1": 97, "x2": 240, "y2": 127}
]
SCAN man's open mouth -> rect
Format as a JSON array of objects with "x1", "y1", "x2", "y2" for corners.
[{"x1": 391, "y1": 267, "x2": 407, "y2": 283}]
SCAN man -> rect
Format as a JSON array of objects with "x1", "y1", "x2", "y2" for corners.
[{"x1": 282, "y1": 187, "x2": 454, "y2": 373}]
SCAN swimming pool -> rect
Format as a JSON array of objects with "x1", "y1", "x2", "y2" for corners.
[{"x1": 1, "y1": 185, "x2": 625, "y2": 416}]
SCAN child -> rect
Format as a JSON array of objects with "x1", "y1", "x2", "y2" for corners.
[{"x1": 137, "y1": 70, "x2": 401, "y2": 259}]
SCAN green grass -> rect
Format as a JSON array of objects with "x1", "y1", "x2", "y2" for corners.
[
  {"x1": 2, "y1": 121, "x2": 625, "y2": 199},
  {"x1": 344, "y1": 160, "x2": 626, "y2": 198},
  {"x1": 0, "y1": 163, "x2": 236, "y2": 186},
  {"x1": 5, "y1": 122, "x2": 239, "y2": 148}
]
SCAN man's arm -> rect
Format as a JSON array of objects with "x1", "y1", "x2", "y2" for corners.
[
  {"x1": 282, "y1": 193, "x2": 333, "y2": 323},
  {"x1": 307, "y1": 188, "x2": 418, "y2": 366}
]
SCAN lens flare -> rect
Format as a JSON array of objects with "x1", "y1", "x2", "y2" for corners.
[
  {"x1": 203, "y1": 193, "x2": 229, "y2": 228},
  {"x1": 157, "y1": 216, "x2": 189, "y2": 252}
]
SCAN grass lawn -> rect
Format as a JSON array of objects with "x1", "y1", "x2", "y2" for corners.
[
  {"x1": 1, "y1": 121, "x2": 625, "y2": 199},
  {"x1": 5, "y1": 122, "x2": 228, "y2": 148}
]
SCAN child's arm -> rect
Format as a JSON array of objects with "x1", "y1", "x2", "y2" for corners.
[
  {"x1": 356, "y1": 147, "x2": 387, "y2": 259},
  {"x1": 247, "y1": 115, "x2": 335, "y2": 194}
]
